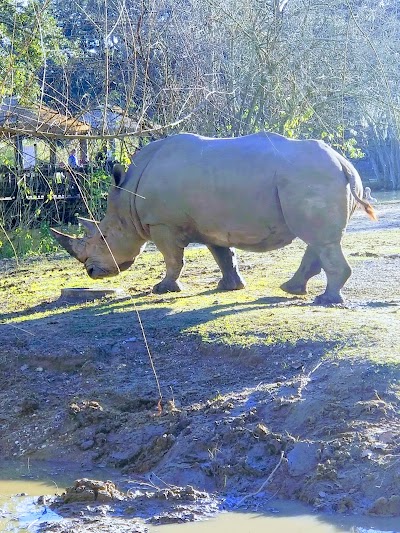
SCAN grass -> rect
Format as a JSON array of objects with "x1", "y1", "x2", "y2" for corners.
[{"x1": 1, "y1": 223, "x2": 399, "y2": 370}]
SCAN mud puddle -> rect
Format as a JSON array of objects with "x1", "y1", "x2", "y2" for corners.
[
  {"x1": 0, "y1": 479, "x2": 61, "y2": 532},
  {"x1": 151, "y1": 504, "x2": 400, "y2": 533},
  {"x1": 0, "y1": 461, "x2": 125, "y2": 532},
  {"x1": 1, "y1": 464, "x2": 400, "y2": 533},
  {"x1": 374, "y1": 191, "x2": 400, "y2": 202}
]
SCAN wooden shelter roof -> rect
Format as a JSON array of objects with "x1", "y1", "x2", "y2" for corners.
[{"x1": 0, "y1": 99, "x2": 90, "y2": 138}]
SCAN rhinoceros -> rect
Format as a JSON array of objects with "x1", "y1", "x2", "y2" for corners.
[{"x1": 51, "y1": 132, "x2": 376, "y2": 304}]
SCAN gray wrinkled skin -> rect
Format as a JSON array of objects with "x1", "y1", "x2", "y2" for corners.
[{"x1": 51, "y1": 132, "x2": 376, "y2": 304}]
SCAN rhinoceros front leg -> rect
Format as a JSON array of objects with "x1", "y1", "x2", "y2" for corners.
[
  {"x1": 280, "y1": 245, "x2": 322, "y2": 296},
  {"x1": 314, "y1": 243, "x2": 352, "y2": 305},
  {"x1": 150, "y1": 225, "x2": 185, "y2": 294},
  {"x1": 207, "y1": 245, "x2": 246, "y2": 291}
]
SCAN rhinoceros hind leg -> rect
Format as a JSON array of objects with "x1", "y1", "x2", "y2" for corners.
[
  {"x1": 313, "y1": 243, "x2": 351, "y2": 305},
  {"x1": 280, "y1": 245, "x2": 322, "y2": 295},
  {"x1": 207, "y1": 245, "x2": 246, "y2": 291},
  {"x1": 314, "y1": 292, "x2": 344, "y2": 305},
  {"x1": 150, "y1": 225, "x2": 185, "y2": 294}
]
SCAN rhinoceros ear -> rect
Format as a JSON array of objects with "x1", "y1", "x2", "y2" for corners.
[{"x1": 112, "y1": 164, "x2": 126, "y2": 187}]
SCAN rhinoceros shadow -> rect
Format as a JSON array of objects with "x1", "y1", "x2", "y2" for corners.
[
  {"x1": 131, "y1": 287, "x2": 302, "y2": 303},
  {"x1": 0, "y1": 293, "x2": 345, "y2": 405},
  {"x1": 0, "y1": 291, "x2": 317, "y2": 364}
]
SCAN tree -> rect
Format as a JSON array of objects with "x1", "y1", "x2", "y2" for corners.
[{"x1": 0, "y1": 0, "x2": 67, "y2": 103}]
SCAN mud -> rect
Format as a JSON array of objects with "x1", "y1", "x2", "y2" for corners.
[
  {"x1": 0, "y1": 200, "x2": 399, "y2": 531},
  {"x1": 36, "y1": 480, "x2": 218, "y2": 532}
]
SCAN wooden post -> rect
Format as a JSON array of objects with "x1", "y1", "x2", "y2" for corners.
[
  {"x1": 79, "y1": 138, "x2": 88, "y2": 165},
  {"x1": 14, "y1": 135, "x2": 23, "y2": 170},
  {"x1": 49, "y1": 141, "x2": 57, "y2": 171}
]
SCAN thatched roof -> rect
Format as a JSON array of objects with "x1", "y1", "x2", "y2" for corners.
[{"x1": 0, "y1": 98, "x2": 90, "y2": 138}]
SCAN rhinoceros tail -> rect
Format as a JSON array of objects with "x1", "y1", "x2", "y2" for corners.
[
  {"x1": 348, "y1": 178, "x2": 378, "y2": 221},
  {"x1": 364, "y1": 203, "x2": 378, "y2": 221},
  {"x1": 337, "y1": 154, "x2": 378, "y2": 221}
]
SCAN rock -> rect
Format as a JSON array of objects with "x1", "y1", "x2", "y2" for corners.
[
  {"x1": 254, "y1": 423, "x2": 269, "y2": 439},
  {"x1": 69, "y1": 400, "x2": 106, "y2": 427},
  {"x1": 287, "y1": 442, "x2": 319, "y2": 477},
  {"x1": 150, "y1": 505, "x2": 198, "y2": 524},
  {"x1": 378, "y1": 430, "x2": 395, "y2": 444},
  {"x1": 335, "y1": 496, "x2": 354, "y2": 513},
  {"x1": 153, "y1": 485, "x2": 208, "y2": 501},
  {"x1": 315, "y1": 460, "x2": 338, "y2": 481},
  {"x1": 95, "y1": 433, "x2": 107, "y2": 445},
  {"x1": 20, "y1": 396, "x2": 40, "y2": 415},
  {"x1": 369, "y1": 496, "x2": 388, "y2": 515},
  {"x1": 109, "y1": 445, "x2": 142, "y2": 465},
  {"x1": 361, "y1": 449, "x2": 373, "y2": 459},
  {"x1": 388, "y1": 495, "x2": 400, "y2": 515},
  {"x1": 80, "y1": 439, "x2": 95, "y2": 451},
  {"x1": 61, "y1": 479, "x2": 125, "y2": 504}
]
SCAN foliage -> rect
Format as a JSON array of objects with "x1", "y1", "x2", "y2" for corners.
[
  {"x1": 0, "y1": 165, "x2": 111, "y2": 257},
  {"x1": 0, "y1": 0, "x2": 67, "y2": 101},
  {"x1": 0, "y1": 223, "x2": 59, "y2": 258},
  {"x1": 78, "y1": 169, "x2": 111, "y2": 220},
  {"x1": 0, "y1": 142, "x2": 14, "y2": 167},
  {"x1": 3, "y1": 0, "x2": 400, "y2": 143},
  {"x1": 1, "y1": 0, "x2": 400, "y2": 260}
]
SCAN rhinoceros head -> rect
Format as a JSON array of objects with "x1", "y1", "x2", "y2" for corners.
[{"x1": 51, "y1": 165, "x2": 146, "y2": 279}]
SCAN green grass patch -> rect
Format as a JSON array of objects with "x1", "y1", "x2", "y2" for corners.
[{"x1": 1, "y1": 224, "x2": 399, "y2": 369}]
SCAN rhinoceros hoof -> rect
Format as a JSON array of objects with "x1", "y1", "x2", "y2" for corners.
[
  {"x1": 314, "y1": 293, "x2": 344, "y2": 305},
  {"x1": 152, "y1": 280, "x2": 183, "y2": 294},
  {"x1": 217, "y1": 277, "x2": 246, "y2": 291},
  {"x1": 280, "y1": 281, "x2": 307, "y2": 296}
]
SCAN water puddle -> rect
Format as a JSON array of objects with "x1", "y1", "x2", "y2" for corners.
[
  {"x1": 0, "y1": 478, "x2": 61, "y2": 532},
  {"x1": 374, "y1": 191, "x2": 400, "y2": 203},
  {"x1": 1, "y1": 462, "x2": 400, "y2": 533},
  {"x1": 0, "y1": 460, "x2": 116, "y2": 531},
  {"x1": 150, "y1": 505, "x2": 400, "y2": 533}
]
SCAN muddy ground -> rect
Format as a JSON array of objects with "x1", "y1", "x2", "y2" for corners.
[{"x1": 0, "y1": 200, "x2": 399, "y2": 531}]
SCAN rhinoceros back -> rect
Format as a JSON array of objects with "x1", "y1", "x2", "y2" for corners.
[{"x1": 132, "y1": 133, "x2": 296, "y2": 251}]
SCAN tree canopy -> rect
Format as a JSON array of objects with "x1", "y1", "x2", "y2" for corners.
[
  {"x1": 2, "y1": 0, "x2": 400, "y2": 186},
  {"x1": 0, "y1": 0, "x2": 67, "y2": 102}
]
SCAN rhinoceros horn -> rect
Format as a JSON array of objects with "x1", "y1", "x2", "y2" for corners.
[
  {"x1": 77, "y1": 217, "x2": 99, "y2": 237},
  {"x1": 50, "y1": 228, "x2": 85, "y2": 261}
]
